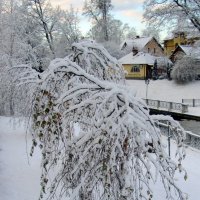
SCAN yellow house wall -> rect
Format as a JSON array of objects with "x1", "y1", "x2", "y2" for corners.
[
  {"x1": 123, "y1": 64, "x2": 146, "y2": 79},
  {"x1": 164, "y1": 39, "x2": 175, "y2": 56},
  {"x1": 164, "y1": 35, "x2": 187, "y2": 56}
]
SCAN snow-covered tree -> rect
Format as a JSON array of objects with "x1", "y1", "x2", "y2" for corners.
[
  {"x1": 142, "y1": 25, "x2": 161, "y2": 42},
  {"x1": 143, "y1": 0, "x2": 200, "y2": 33},
  {"x1": 20, "y1": 41, "x2": 188, "y2": 200},
  {"x1": 171, "y1": 55, "x2": 200, "y2": 82},
  {"x1": 83, "y1": 0, "x2": 112, "y2": 42},
  {"x1": 0, "y1": 0, "x2": 44, "y2": 115},
  {"x1": 102, "y1": 41, "x2": 125, "y2": 59},
  {"x1": 0, "y1": 0, "x2": 82, "y2": 115},
  {"x1": 55, "y1": 6, "x2": 82, "y2": 57},
  {"x1": 29, "y1": 0, "x2": 61, "y2": 58}
]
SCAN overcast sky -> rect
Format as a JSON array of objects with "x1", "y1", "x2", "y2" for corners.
[{"x1": 50, "y1": 0, "x2": 145, "y2": 35}]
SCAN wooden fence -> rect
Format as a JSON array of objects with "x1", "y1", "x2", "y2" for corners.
[{"x1": 144, "y1": 99, "x2": 188, "y2": 113}]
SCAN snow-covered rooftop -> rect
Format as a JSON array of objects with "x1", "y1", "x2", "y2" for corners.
[
  {"x1": 119, "y1": 52, "x2": 156, "y2": 65},
  {"x1": 179, "y1": 45, "x2": 200, "y2": 58},
  {"x1": 121, "y1": 36, "x2": 152, "y2": 51},
  {"x1": 179, "y1": 45, "x2": 194, "y2": 55},
  {"x1": 164, "y1": 31, "x2": 200, "y2": 41},
  {"x1": 186, "y1": 32, "x2": 200, "y2": 39}
]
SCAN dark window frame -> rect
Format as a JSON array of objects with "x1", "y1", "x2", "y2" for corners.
[{"x1": 131, "y1": 65, "x2": 140, "y2": 73}]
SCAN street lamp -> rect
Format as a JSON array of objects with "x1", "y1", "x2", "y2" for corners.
[{"x1": 145, "y1": 79, "x2": 150, "y2": 99}]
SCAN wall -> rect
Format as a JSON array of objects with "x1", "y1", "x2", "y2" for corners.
[
  {"x1": 171, "y1": 51, "x2": 185, "y2": 63},
  {"x1": 143, "y1": 39, "x2": 164, "y2": 57},
  {"x1": 164, "y1": 39, "x2": 175, "y2": 56},
  {"x1": 123, "y1": 64, "x2": 146, "y2": 79}
]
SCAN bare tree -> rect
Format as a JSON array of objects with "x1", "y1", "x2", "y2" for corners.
[
  {"x1": 143, "y1": 0, "x2": 200, "y2": 33},
  {"x1": 30, "y1": 0, "x2": 61, "y2": 58},
  {"x1": 83, "y1": 0, "x2": 112, "y2": 41}
]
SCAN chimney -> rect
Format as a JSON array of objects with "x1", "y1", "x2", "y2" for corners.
[{"x1": 132, "y1": 47, "x2": 138, "y2": 56}]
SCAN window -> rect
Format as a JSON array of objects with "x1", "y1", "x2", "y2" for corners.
[
  {"x1": 131, "y1": 66, "x2": 140, "y2": 72},
  {"x1": 148, "y1": 48, "x2": 150, "y2": 53},
  {"x1": 154, "y1": 48, "x2": 156, "y2": 54}
]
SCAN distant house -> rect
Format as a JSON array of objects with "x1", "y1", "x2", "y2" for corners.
[
  {"x1": 170, "y1": 45, "x2": 200, "y2": 63},
  {"x1": 120, "y1": 36, "x2": 164, "y2": 57},
  {"x1": 119, "y1": 52, "x2": 155, "y2": 79},
  {"x1": 119, "y1": 52, "x2": 172, "y2": 79},
  {"x1": 164, "y1": 31, "x2": 200, "y2": 57}
]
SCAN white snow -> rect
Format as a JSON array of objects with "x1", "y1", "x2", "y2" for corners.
[
  {"x1": 179, "y1": 45, "x2": 194, "y2": 55},
  {"x1": 119, "y1": 52, "x2": 156, "y2": 65},
  {"x1": 0, "y1": 116, "x2": 200, "y2": 200},
  {"x1": 120, "y1": 36, "x2": 152, "y2": 51},
  {"x1": 153, "y1": 137, "x2": 200, "y2": 200},
  {"x1": 126, "y1": 79, "x2": 200, "y2": 116},
  {"x1": 0, "y1": 117, "x2": 41, "y2": 200},
  {"x1": 179, "y1": 45, "x2": 200, "y2": 58}
]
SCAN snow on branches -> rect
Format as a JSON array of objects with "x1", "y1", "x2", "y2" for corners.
[
  {"x1": 28, "y1": 41, "x2": 187, "y2": 200},
  {"x1": 171, "y1": 56, "x2": 200, "y2": 82},
  {"x1": 69, "y1": 41, "x2": 125, "y2": 83}
]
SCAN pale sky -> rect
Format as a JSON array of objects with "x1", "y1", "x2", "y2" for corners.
[{"x1": 50, "y1": 0, "x2": 145, "y2": 35}]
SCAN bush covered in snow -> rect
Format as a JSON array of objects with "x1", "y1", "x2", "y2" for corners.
[
  {"x1": 171, "y1": 56, "x2": 200, "y2": 83},
  {"x1": 20, "y1": 41, "x2": 187, "y2": 200}
]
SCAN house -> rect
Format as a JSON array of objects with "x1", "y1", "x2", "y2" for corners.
[
  {"x1": 170, "y1": 45, "x2": 200, "y2": 63},
  {"x1": 119, "y1": 52, "x2": 156, "y2": 79},
  {"x1": 119, "y1": 52, "x2": 172, "y2": 79},
  {"x1": 120, "y1": 36, "x2": 164, "y2": 57},
  {"x1": 163, "y1": 31, "x2": 200, "y2": 57}
]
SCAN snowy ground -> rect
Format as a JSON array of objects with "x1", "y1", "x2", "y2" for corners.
[
  {"x1": 126, "y1": 80, "x2": 200, "y2": 116},
  {"x1": 0, "y1": 117, "x2": 41, "y2": 200},
  {"x1": 0, "y1": 117, "x2": 200, "y2": 200}
]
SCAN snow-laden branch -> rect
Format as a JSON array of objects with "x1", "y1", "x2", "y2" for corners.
[{"x1": 28, "y1": 42, "x2": 187, "y2": 200}]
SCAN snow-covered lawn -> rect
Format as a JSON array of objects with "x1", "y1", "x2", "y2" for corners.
[
  {"x1": 0, "y1": 117, "x2": 41, "y2": 200},
  {"x1": 126, "y1": 79, "x2": 200, "y2": 116},
  {"x1": 0, "y1": 116, "x2": 200, "y2": 200}
]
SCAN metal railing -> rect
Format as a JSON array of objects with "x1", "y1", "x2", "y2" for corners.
[
  {"x1": 144, "y1": 99, "x2": 188, "y2": 113},
  {"x1": 158, "y1": 121, "x2": 200, "y2": 150},
  {"x1": 182, "y1": 99, "x2": 200, "y2": 107}
]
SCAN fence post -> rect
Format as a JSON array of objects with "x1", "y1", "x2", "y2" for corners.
[
  {"x1": 193, "y1": 99, "x2": 195, "y2": 107},
  {"x1": 169, "y1": 102, "x2": 173, "y2": 111},
  {"x1": 182, "y1": 104, "x2": 188, "y2": 113},
  {"x1": 157, "y1": 100, "x2": 160, "y2": 109}
]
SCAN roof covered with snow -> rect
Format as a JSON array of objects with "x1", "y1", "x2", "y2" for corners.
[
  {"x1": 120, "y1": 36, "x2": 152, "y2": 51},
  {"x1": 179, "y1": 45, "x2": 200, "y2": 58},
  {"x1": 179, "y1": 45, "x2": 194, "y2": 55},
  {"x1": 119, "y1": 52, "x2": 156, "y2": 65}
]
